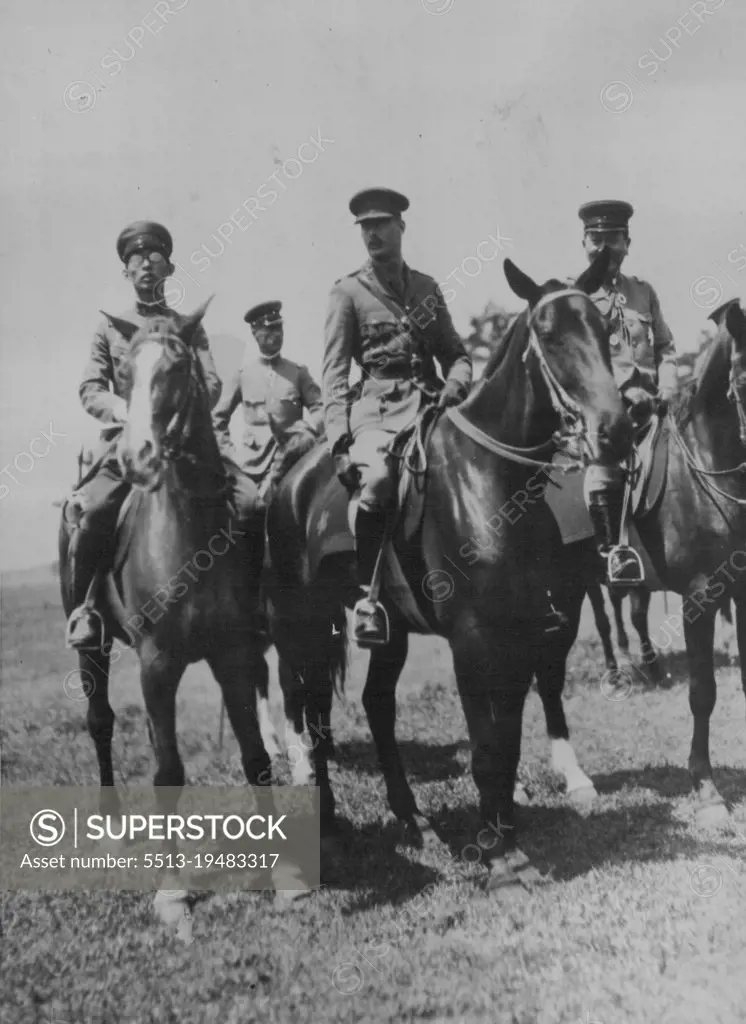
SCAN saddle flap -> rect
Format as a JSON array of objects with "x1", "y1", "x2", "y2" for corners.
[{"x1": 631, "y1": 415, "x2": 669, "y2": 517}]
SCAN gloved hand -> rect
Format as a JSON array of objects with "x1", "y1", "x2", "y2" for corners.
[
  {"x1": 334, "y1": 453, "x2": 360, "y2": 494},
  {"x1": 438, "y1": 380, "x2": 463, "y2": 409}
]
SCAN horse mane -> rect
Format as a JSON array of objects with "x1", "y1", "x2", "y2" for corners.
[{"x1": 670, "y1": 328, "x2": 732, "y2": 427}]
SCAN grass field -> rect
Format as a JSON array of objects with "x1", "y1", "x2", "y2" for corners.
[{"x1": 2, "y1": 573, "x2": 746, "y2": 1024}]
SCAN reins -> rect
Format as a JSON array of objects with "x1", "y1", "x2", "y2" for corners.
[{"x1": 446, "y1": 288, "x2": 597, "y2": 471}]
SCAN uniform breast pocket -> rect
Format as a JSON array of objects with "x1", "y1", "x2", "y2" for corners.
[{"x1": 361, "y1": 314, "x2": 399, "y2": 343}]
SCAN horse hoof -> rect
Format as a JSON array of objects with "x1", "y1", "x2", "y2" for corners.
[
  {"x1": 153, "y1": 888, "x2": 190, "y2": 928},
  {"x1": 485, "y1": 849, "x2": 549, "y2": 893},
  {"x1": 695, "y1": 801, "x2": 730, "y2": 830},
  {"x1": 513, "y1": 783, "x2": 530, "y2": 806},
  {"x1": 568, "y1": 785, "x2": 598, "y2": 812}
]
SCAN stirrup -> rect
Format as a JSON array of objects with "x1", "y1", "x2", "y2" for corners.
[
  {"x1": 606, "y1": 545, "x2": 645, "y2": 587},
  {"x1": 352, "y1": 592, "x2": 390, "y2": 648},
  {"x1": 65, "y1": 605, "x2": 106, "y2": 650}
]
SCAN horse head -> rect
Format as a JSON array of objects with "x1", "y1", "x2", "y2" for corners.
[
  {"x1": 500, "y1": 249, "x2": 633, "y2": 465},
  {"x1": 108, "y1": 297, "x2": 214, "y2": 490}
]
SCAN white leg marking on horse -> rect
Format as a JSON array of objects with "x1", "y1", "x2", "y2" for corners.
[
  {"x1": 286, "y1": 725, "x2": 314, "y2": 786},
  {"x1": 257, "y1": 694, "x2": 281, "y2": 759},
  {"x1": 551, "y1": 738, "x2": 595, "y2": 794}
]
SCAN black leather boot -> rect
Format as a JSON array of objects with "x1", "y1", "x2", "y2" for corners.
[
  {"x1": 65, "y1": 525, "x2": 109, "y2": 649},
  {"x1": 351, "y1": 506, "x2": 389, "y2": 647}
]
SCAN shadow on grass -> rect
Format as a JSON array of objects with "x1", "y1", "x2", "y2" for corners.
[
  {"x1": 332, "y1": 738, "x2": 468, "y2": 783},
  {"x1": 592, "y1": 763, "x2": 746, "y2": 805},
  {"x1": 322, "y1": 766, "x2": 746, "y2": 913}
]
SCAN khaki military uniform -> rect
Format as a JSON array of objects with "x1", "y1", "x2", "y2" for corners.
[
  {"x1": 322, "y1": 260, "x2": 472, "y2": 510},
  {"x1": 213, "y1": 353, "x2": 323, "y2": 485},
  {"x1": 590, "y1": 273, "x2": 677, "y2": 400},
  {"x1": 77, "y1": 301, "x2": 255, "y2": 537}
]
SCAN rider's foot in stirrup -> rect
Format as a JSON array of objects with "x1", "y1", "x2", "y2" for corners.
[
  {"x1": 352, "y1": 588, "x2": 389, "y2": 646},
  {"x1": 606, "y1": 545, "x2": 645, "y2": 587},
  {"x1": 66, "y1": 605, "x2": 104, "y2": 650}
]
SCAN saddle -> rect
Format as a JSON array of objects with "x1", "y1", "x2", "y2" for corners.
[
  {"x1": 545, "y1": 412, "x2": 669, "y2": 586},
  {"x1": 304, "y1": 404, "x2": 444, "y2": 633}
]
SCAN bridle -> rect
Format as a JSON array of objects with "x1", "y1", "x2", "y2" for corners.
[
  {"x1": 446, "y1": 288, "x2": 600, "y2": 471},
  {"x1": 669, "y1": 335, "x2": 746, "y2": 507},
  {"x1": 123, "y1": 330, "x2": 228, "y2": 490}
]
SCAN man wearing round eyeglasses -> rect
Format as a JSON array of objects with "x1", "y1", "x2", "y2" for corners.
[
  {"x1": 578, "y1": 200, "x2": 677, "y2": 586},
  {"x1": 65, "y1": 220, "x2": 262, "y2": 649}
]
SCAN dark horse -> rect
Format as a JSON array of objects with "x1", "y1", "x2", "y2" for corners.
[
  {"x1": 575, "y1": 298, "x2": 746, "y2": 827},
  {"x1": 58, "y1": 301, "x2": 271, "y2": 923},
  {"x1": 267, "y1": 250, "x2": 634, "y2": 886}
]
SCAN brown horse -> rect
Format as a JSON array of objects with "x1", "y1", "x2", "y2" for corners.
[
  {"x1": 267, "y1": 250, "x2": 634, "y2": 887},
  {"x1": 58, "y1": 301, "x2": 272, "y2": 923}
]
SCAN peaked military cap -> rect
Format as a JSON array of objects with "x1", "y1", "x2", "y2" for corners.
[
  {"x1": 349, "y1": 187, "x2": 410, "y2": 224},
  {"x1": 116, "y1": 221, "x2": 173, "y2": 264},
  {"x1": 244, "y1": 300, "x2": 283, "y2": 328},
  {"x1": 579, "y1": 200, "x2": 634, "y2": 233}
]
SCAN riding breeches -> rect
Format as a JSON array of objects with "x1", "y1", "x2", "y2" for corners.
[{"x1": 349, "y1": 428, "x2": 398, "y2": 513}]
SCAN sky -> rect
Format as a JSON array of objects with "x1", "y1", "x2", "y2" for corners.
[{"x1": 2, "y1": 0, "x2": 746, "y2": 570}]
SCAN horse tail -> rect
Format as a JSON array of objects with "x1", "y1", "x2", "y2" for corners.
[{"x1": 288, "y1": 598, "x2": 348, "y2": 697}]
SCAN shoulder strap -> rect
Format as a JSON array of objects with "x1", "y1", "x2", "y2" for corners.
[{"x1": 353, "y1": 273, "x2": 430, "y2": 348}]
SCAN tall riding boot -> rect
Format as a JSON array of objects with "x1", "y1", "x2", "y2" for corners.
[
  {"x1": 352, "y1": 506, "x2": 389, "y2": 647},
  {"x1": 65, "y1": 524, "x2": 109, "y2": 649},
  {"x1": 585, "y1": 464, "x2": 644, "y2": 587}
]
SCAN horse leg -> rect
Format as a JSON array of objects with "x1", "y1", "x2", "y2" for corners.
[
  {"x1": 207, "y1": 643, "x2": 272, "y2": 786},
  {"x1": 536, "y1": 608, "x2": 597, "y2": 808},
  {"x1": 361, "y1": 624, "x2": 420, "y2": 824},
  {"x1": 586, "y1": 584, "x2": 617, "y2": 672},
  {"x1": 303, "y1": 658, "x2": 338, "y2": 837},
  {"x1": 256, "y1": 656, "x2": 281, "y2": 760},
  {"x1": 139, "y1": 642, "x2": 191, "y2": 930},
  {"x1": 279, "y1": 656, "x2": 314, "y2": 786},
  {"x1": 684, "y1": 605, "x2": 729, "y2": 827},
  {"x1": 631, "y1": 588, "x2": 662, "y2": 682},
  {"x1": 80, "y1": 645, "x2": 122, "y2": 820},
  {"x1": 610, "y1": 588, "x2": 630, "y2": 657},
  {"x1": 450, "y1": 620, "x2": 534, "y2": 887}
]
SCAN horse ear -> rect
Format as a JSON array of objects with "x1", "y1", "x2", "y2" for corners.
[
  {"x1": 180, "y1": 295, "x2": 215, "y2": 346},
  {"x1": 574, "y1": 247, "x2": 612, "y2": 295},
  {"x1": 503, "y1": 259, "x2": 541, "y2": 306},
  {"x1": 725, "y1": 301, "x2": 746, "y2": 342},
  {"x1": 99, "y1": 311, "x2": 139, "y2": 341}
]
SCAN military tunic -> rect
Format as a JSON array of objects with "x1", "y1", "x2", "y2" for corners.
[
  {"x1": 80, "y1": 301, "x2": 222, "y2": 445},
  {"x1": 213, "y1": 353, "x2": 323, "y2": 478},
  {"x1": 590, "y1": 273, "x2": 677, "y2": 400},
  {"x1": 322, "y1": 260, "x2": 472, "y2": 510},
  {"x1": 322, "y1": 260, "x2": 472, "y2": 452}
]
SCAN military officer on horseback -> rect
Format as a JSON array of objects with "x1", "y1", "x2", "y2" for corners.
[
  {"x1": 213, "y1": 300, "x2": 323, "y2": 498},
  {"x1": 322, "y1": 187, "x2": 472, "y2": 646},
  {"x1": 578, "y1": 200, "x2": 678, "y2": 586},
  {"x1": 65, "y1": 220, "x2": 263, "y2": 649}
]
